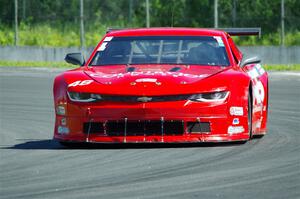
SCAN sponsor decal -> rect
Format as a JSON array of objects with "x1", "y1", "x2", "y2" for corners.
[
  {"x1": 253, "y1": 80, "x2": 265, "y2": 104},
  {"x1": 89, "y1": 73, "x2": 125, "y2": 78},
  {"x1": 230, "y1": 106, "x2": 244, "y2": 116},
  {"x1": 97, "y1": 42, "x2": 108, "y2": 51},
  {"x1": 248, "y1": 68, "x2": 260, "y2": 79},
  {"x1": 253, "y1": 105, "x2": 263, "y2": 113},
  {"x1": 213, "y1": 36, "x2": 225, "y2": 47},
  {"x1": 256, "y1": 120, "x2": 262, "y2": 128},
  {"x1": 228, "y1": 126, "x2": 245, "y2": 134},
  {"x1": 88, "y1": 72, "x2": 208, "y2": 79},
  {"x1": 56, "y1": 105, "x2": 66, "y2": 115},
  {"x1": 247, "y1": 63, "x2": 266, "y2": 104},
  {"x1": 256, "y1": 64, "x2": 265, "y2": 75},
  {"x1": 61, "y1": 118, "x2": 67, "y2": 126},
  {"x1": 247, "y1": 64, "x2": 266, "y2": 79},
  {"x1": 232, "y1": 118, "x2": 240, "y2": 125},
  {"x1": 135, "y1": 78, "x2": 157, "y2": 83},
  {"x1": 103, "y1": 36, "x2": 113, "y2": 41},
  {"x1": 68, "y1": 80, "x2": 93, "y2": 87},
  {"x1": 58, "y1": 126, "x2": 69, "y2": 135}
]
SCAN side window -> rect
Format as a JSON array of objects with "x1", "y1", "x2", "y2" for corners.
[{"x1": 227, "y1": 36, "x2": 242, "y2": 65}]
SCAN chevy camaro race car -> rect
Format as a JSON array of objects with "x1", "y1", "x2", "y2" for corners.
[{"x1": 53, "y1": 28, "x2": 268, "y2": 145}]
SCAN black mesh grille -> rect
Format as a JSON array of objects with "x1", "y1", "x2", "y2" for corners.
[
  {"x1": 106, "y1": 120, "x2": 184, "y2": 136},
  {"x1": 106, "y1": 121, "x2": 125, "y2": 136},
  {"x1": 83, "y1": 121, "x2": 209, "y2": 135},
  {"x1": 187, "y1": 122, "x2": 211, "y2": 133},
  {"x1": 83, "y1": 122, "x2": 104, "y2": 134},
  {"x1": 164, "y1": 121, "x2": 185, "y2": 135}
]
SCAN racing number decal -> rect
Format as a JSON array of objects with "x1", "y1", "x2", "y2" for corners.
[
  {"x1": 68, "y1": 80, "x2": 93, "y2": 87},
  {"x1": 253, "y1": 80, "x2": 265, "y2": 104},
  {"x1": 247, "y1": 64, "x2": 266, "y2": 104}
]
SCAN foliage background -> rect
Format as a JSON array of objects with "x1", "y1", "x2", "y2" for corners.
[{"x1": 0, "y1": 0, "x2": 299, "y2": 47}]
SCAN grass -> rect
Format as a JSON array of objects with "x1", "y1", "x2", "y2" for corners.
[
  {"x1": 0, "y1": 23, "x2": 107, "y2": 47},
  {"x1": 0, "y1": 60, "x2": 299, "y2": 71},
  {"x1": 232, "y1": 31, "x2": 300, "y2": 46},
  {"x1": 264, "y1": 64, "x2": 300, "y2": 71}
]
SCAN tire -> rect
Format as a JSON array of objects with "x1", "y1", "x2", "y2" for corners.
[
  {"x1": 253, "y1": 134, "x2": 264, "y2": 139},
  {"x1": 248, "y1": 93, "x2": 253, "y2": 140}
]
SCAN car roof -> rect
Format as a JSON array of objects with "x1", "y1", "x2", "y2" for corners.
[{"x1": 106, "y1": 27, "x2": 226, "y2": 37}]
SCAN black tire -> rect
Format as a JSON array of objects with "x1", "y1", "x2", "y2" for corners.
[
  {"x1": 248, "y1": 93, "x2": 253, "y2": 140},
  {"x1": 253, "y1": 134, "x2": 264, "y2": 139}
]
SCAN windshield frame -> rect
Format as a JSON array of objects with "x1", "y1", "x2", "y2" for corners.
[{"x1": 89, "y1": 36, "x2": 230, "y2": 67}]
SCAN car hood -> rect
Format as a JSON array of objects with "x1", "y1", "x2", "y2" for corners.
[{"x1": 68, "y1": 64, "x2": 230, "y2": 95}]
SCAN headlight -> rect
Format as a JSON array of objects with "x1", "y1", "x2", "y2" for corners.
[
  {"x1": 67, "y1": 92, "x2": 102, "y2": 102},
  {"x1": 189, "y1": 91, "x2": 229, "y2": 102}
]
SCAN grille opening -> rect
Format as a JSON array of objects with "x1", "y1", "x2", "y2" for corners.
[
  {"x1": 106, "y1": 120, "x2": 184, "y2": 136},
  {"x1": 83, "y1": 121, "x2": 210, "y2": 135},
  {"x1": 144, "y1": 121, "x2": 161, "y2": 135},
  {"x1": 106, "y1": 121, "x2": 125, "y2": 136},
  {"x1": 127, "y1": 121, "x2": 145, "y2": 135},
  {"x1": 164, "y1": 121, "x2": 184, "y2": 135},
  {"x1": 187, "y1": 122, "x2": 211, "y2": 133},
  {"x1": 83, "y1": 122, "x2": 104, "y2": 134}
]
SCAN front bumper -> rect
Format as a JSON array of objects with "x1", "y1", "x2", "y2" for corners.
[{"x1": 54, "y1": 100, "x2": 250, "y2": 143}]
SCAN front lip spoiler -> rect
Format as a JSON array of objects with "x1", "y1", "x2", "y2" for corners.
[{"x1": 54, "y1": 138, "x2": 248, "y2": 145}]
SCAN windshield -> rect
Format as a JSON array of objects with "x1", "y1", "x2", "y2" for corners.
[{"x1": 90, "y1": 36, "x2": 230, "y2": 66}]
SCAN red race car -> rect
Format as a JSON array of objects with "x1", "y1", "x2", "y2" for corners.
[{"x1": 53, "y1": 28, "x2": 268, "y2": 145}]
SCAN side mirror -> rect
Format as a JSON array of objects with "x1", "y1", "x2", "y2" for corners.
[
  {"x1": 65, "y1": 53, "x2": 85, "y2": 66},
  {"x1": 240, "y1": 55, "x2": 261, "y2": 67}
]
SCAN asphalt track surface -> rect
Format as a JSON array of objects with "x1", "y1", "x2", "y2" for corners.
[{"x1": 0, "y1": 67, "x2": 299, "y2": 199}]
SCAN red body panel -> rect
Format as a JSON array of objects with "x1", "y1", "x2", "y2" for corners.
[{"x1": 53, "y1": 28, "x2": 268, "y2": 144}]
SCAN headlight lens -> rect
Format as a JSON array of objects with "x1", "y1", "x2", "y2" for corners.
[
  {"x1": 189, "y1": 91, "x2": 229, "y2": 102},
  {"x1": 67, "y1": 92, "x2": 102, "y2": 102}
]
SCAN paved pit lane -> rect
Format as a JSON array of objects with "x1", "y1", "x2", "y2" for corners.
[{"x1": 0, "y1": 67, "x2": 299, "y2": 199}]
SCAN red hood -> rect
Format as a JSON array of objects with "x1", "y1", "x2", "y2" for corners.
[
  {"x1": 85, "y1": 64, "x2": 226, "y2": 83},
  {"x1": 76, "y1": 64, "x2": 228, "y2": 95}
]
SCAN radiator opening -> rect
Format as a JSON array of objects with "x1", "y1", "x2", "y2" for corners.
[
  {"x1": 106, "y1": 120, "x2": 184, "y2": 136},
  {"x1": 83, "y1": 122, "x2": 104, "y2": 134},
  {"x1": 187, "y1": 122, "x2": 211, "y2": 133}
]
